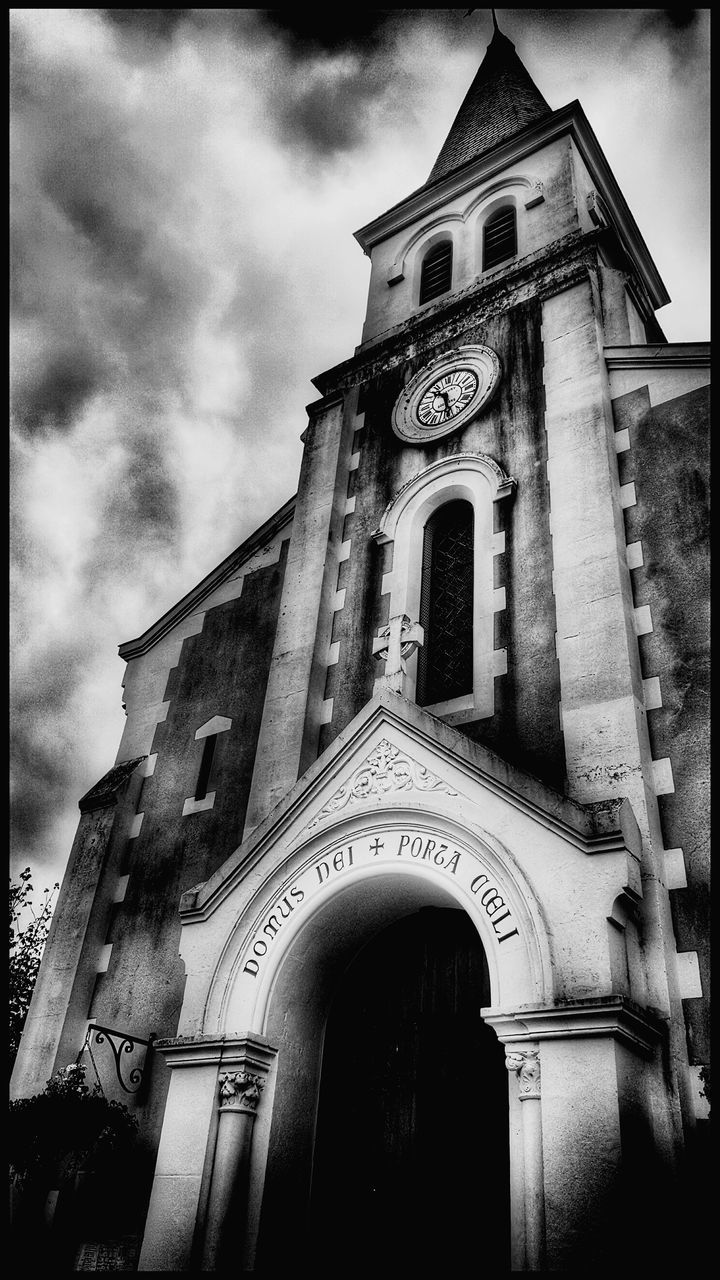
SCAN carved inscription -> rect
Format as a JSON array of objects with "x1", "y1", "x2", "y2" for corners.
[{"x1": 241, "y1": 828, "x2": 519, "y2": 980}]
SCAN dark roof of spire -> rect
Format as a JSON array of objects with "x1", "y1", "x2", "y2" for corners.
[{"x1": 427, "y1": 27, "x2": 552, "y2": 184}]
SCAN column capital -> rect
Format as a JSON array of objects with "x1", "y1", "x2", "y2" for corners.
[
  {"x1": 218, "y1": 1069, "x2": 265, "y2": 1114},
  {"x1": 152, "y1": 1030, "x2": 277, "y2": 1074},
  {"x1": 505, "y1": 1046, "x2": 541, "y2": 1099},
  {"x1": 484, "y1": 994, "x2": 664, "y2": 1058}
]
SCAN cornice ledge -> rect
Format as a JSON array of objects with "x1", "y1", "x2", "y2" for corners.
[
  {"x1": 354, "y1": 102, "x2": 583, "y2": 251},
  {"x1": 604, "y1": 342, "x2": 710, "y2": 370},
  {"x1": 354, "y1": 101, "x2": 668, "y2": 310},
  {"x1": 152, "y1": 1032, "x2": 277, "y2": 1070},
  {"x1": 312, "y1": 233, "x2": 593, "y2": 398},
  {"x1": 78, "y1": 756, "x2": 148, "y2": 812},
  {"x1": 483, "y1": 995, "x2": 665, "y2": 1057}
]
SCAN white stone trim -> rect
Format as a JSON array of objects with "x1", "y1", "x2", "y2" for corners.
[
  {"x1": 651, "y1": 757, "x2": 674, "y2": 796},
  {"x1": 663, "y1": 848, "x2": 687, "y2": 890},
  {"x1": 129, "y1": 812, "x2": 144, "y2": 839},
  {"x1": 348, "y1": 452, "x2": 360, "y2": 472},
  {"x1": 319, "y1": 699, "x2": 334, "y2": 725},
  {"x1": 688, "y1": 1064, "x2": 711, "y2": 1120},
  {"x1": 492, "y1": 531, "x2": 506, "y2": 556},
  {"x1": 642, "y1": 676, "x2": 662, "y2": 710},
  {"x1": 353, "y1": 411, "x2": 366, "y2": 432},
  {"x1": 97, "y1": 943, "x2": 113, "y2": 974},
  {"x1": 625, "y1": 541, "x2": 643, "y2": 570},
  {"x1": 619, "y1": 481, "x2": 637, "y2": 509},
  {"x1": 140, "y1": 752, "x2": 158, "y2": 777},
  {"x1": 182, "y1": 793, "x2": 216, "y2": 817},
  {"x1": 372, "y1": 454, "x2": 514, "y2": 722},
  {"x1": 493, "y1": 649, "x2": 508, "y2": 675},
  {"x1": 337, "y1": 541, "x2": 351, "y2": 563},
  {"x1": 633, "y1": 605, "x2": 653, "y2": 636},
  {"x1": 344, "y1": 494, "x2": 356, "y2": 515},
  {"x1": 195, "y1": 716, "x2": 232, "y2": 740},
  {"x1": 331, "y1": 588, "x2": 346, "y2": 613},
  {"x1": 113, "y1": 875, "x2": 129, "y2": 904},
  {"x1": 327, "y1": 641, "x2": 340, "y2": 667},
  {"x1": 675, "y1": 951, "x2": 702, "y2": 1000},
  {"x1": 613, "y1": 428, "x2": 630, "y2": 453}
]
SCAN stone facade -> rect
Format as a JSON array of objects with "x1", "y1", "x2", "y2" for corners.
[{"x1": 11, "y1": 25, "x2": 709, "y2": 1273}]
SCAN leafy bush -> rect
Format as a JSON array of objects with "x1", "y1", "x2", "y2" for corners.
[
  {"x1": 9, "y1": 1064, "x2": 138, "y2": 1189},
  {"x1": 9, "y1": 868, "x2": 58, "y2": 1073}
]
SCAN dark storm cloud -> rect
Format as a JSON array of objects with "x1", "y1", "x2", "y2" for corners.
[
  {"x1": 10, "y1": 640, "x2": 99, "y2": 853},
  {"x1": 258, "y1": 10, "x2": 405, "y2": 55},
  {"x1": 11, "y1": 348, "x2": 107, "y2": 437},
  {"x1": 106, "y1": 432, "x2": 181, "y2": 547},
  {"x1": 10, "y1": 21, "x2": 214, "y2": 440},
  {"x1": 102, "y1": 8, "x2": 189, "y2": 40}
]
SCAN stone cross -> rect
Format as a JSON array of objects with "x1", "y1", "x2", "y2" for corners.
[{"x1": 372, "y1": 614, "x2": 424, "y2": 695}]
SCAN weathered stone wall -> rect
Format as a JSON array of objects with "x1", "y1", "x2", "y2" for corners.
[
  {"x1": 91, "y1": 545, "x2": 289, "y2": 1041},
  {"x1": 319, "y1": 297, "x2": 565, "y2": 790},
  {"x1": 613, "y1": 381, "x2": 710, "y2": 1064}
]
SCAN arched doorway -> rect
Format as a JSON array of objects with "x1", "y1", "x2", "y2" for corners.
[{"x1": 308, "y1": 906, "x2": 509, "y2": 1272}]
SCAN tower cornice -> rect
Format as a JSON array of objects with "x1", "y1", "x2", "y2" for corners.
[
  {"x1": 354, "y1": 101, "x2": 669, "y2": 313},
  {"x1": 314, "y1": 229, "x2": 598, "y2": 399}
]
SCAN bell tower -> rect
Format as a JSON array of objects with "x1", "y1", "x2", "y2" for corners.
[{"x1": 12, "y1": 15, "x2": 708, "y2": 1275}]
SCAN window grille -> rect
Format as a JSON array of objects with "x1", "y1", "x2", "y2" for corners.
[
  {"x1": 419, "y1": 241, "x2": 453, "y2": 304},
  {"x1": 483, "y1": 207, "x2": 517, "y2": 270},
  {"x1": 417, "y1": 500, "x2": 474, "y2": 706}
]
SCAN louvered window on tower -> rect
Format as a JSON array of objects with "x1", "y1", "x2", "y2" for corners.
[
  {"x1": 417, "y1": 500, "x2": 474, "y2": 707},
  {"x1": 483, "y1": 206, "x2": 517, "y2": 270},
  {"x1": 419, "y1": 241, "x2": 453, "y2": 304}
]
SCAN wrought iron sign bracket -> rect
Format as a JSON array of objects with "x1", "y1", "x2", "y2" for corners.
[{"x1": 84, "y1": 1022, "x2": 156, "y2": 1094}]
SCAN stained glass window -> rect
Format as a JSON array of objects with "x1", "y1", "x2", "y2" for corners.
[{"x1": 417, "y1": 500, "x2": 474, "y2": 706}]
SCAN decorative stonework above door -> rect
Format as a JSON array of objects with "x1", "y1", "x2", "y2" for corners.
[{"x1": 306, "y1": 739, "x2": 458, "y2": 831}]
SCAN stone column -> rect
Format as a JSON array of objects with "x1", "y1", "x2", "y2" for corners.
[
  {"x1": 138, "y1": 1033, "x2": 276, "y2": 1273},
  {"x1": 201, "y1": 1069, "x2": 266, "y2": 1271},
  {"x1": 488, "y1": 998, "x2": 663, "y2": 1271},
  {"x1": 505, "y1": 1047, "x2": 545, "y2": 1271},
  {"x1": 243, "y1": 391, "x2": 355, "y2": 836}
]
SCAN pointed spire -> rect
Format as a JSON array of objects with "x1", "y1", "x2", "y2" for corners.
[{"x1": 427, "y1": 20, "x2": 552, "y2": 184}]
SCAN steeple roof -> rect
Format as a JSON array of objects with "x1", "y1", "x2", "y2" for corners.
[{"x1": 427, "y1": 23, "x2": 552, "y2": 184}]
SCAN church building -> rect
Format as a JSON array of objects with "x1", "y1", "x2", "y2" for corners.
[{"x1": 12, "y1": 20, "x2": 710, "y2": 1272}]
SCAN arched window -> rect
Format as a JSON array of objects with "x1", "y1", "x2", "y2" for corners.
[
  {"x1": 417, "y1": 500, "x2": 474, "y2": 707},
  {"x1": 419, "y1": 241, "x2": 453, "y2": 304},
  {"x1": 483, "y1": 206, "x2": 517, "y2": 271}
]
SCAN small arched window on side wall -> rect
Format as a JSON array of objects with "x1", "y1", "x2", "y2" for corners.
[
  {"x1": 419, "y1": 240, "x2": 453, "y2": 305},
  {"x1": 417, "y1": 500, "x2": 474, "y2": 707},
  {"x1": 483, "y1": 206, "x2": 517, "y2": 271}
]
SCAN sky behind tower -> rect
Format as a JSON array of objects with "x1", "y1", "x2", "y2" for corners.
[{"x1": 10, "y1": 8, "x2": 710, "y2": 896}]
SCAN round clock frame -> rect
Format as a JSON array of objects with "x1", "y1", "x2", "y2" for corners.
[{"x1": 391, "y1": 344, "x2": 501, "y2": 444}]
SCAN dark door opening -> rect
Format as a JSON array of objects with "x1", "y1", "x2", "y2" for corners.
[{"x1": 309, "y1": 907, "x2": 510, "y2": 1273}]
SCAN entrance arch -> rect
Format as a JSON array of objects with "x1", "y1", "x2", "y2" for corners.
[
  {"x1": 250, "y1": 861, "x2": 514, "y2": 1273},
  {"x1": 307, "y1": 907, "x2": 509, "y2": 1274}
]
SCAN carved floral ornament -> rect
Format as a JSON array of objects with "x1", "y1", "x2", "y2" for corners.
[
  {"x1": 218, "y1": 1070, "x2": 264, "y2": 1112},
  {"x1": 505, "y1": 1047, "x2": 541, "y2": 1099},
  {"x1": 307, "y1": 740, "x2": 458, "y2": 830}
]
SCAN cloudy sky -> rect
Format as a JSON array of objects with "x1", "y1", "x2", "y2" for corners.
[{"x1": 10, "y1": 8, "x2": 710, "y2": 896}]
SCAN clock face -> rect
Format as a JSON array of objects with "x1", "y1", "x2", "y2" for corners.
[
  {"x1": 416, "y1": 368, "x2": 479, "y2": 427},
  {"x1": 391, "y1": 345, "x2": 501, "y2": 444}
]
